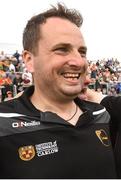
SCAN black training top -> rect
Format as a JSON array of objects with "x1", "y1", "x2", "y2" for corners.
[
  {"x1": 0, "y1": 86, "x2": 117, "y2": 178},
  {"x1": 101, "y1": 95, "x2": 121, "y2": 178}
]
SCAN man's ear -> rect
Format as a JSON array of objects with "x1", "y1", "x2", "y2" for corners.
[{"x1": 22, "y1": 50, "x2": 34, "y2": 73}]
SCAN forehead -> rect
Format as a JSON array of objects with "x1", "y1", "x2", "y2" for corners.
[{"x1": 40, "y1": 17, "x2": 85, "y2": 46}]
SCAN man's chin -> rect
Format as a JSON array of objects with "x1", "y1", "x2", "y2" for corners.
[
  {"x1": 63, "y1": 91, "x2": 81, "y2": 99},
  {"x1": 61, "y1": 86, "x2": 83, "y2": 99}
]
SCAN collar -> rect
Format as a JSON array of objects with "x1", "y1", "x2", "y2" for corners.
[{"x1": 14, "y1": 86, "x2": 104, "y2": 126}]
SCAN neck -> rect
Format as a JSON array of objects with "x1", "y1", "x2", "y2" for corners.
[
  {"x1": 31, "y1": 92, "x2": 75, "y2": 112},
  {"x1": 31, "y1": 86, "x2": 76, "y2": 111},
  {"x1": 30, "y1": 87, "x2": 82, "y2": 125}
]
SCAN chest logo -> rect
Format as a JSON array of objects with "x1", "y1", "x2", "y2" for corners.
[
  {"x1": 95, "y1": 129, "x2": 110, "y2": 146},
  {"x1": 35, "y1": 141, "x2": 58, "y2": 157},
  {"x1": 18, "y1": 145, "x2": 35, "y2": 161}
]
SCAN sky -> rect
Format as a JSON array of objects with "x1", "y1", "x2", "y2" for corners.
[{"x1": 0, "y1": 0, "x2": 121, "y2": 60}]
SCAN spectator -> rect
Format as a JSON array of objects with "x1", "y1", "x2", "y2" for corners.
[
  {"x1": 4, "y1": 90, "x2": 13, "y2": 101},
  {"x1": 9, "y1": 61, "x2": 16, "y2": 73},
  {"x1": 13, "y1": 50, "x2": 20, "y2": 63}
]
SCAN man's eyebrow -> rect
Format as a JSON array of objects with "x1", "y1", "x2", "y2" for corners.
[
  {"x1": 52, "y1": 43, "x2": 72, "y2": 49},
  {"x1": 52, "y1": 43, "x2": 87, "y2": 50}
]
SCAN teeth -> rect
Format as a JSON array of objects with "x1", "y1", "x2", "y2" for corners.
[{"x1": 63, "y1": 73, "x2": 80, "y2": 78}]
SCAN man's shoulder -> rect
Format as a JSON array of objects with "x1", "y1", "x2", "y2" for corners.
[
  {"x1": 0, "y1": 99, "x2": 16, "y2": 113},
  {"x1": 76, "y1": 98, "x2": 110, "y2": 124},
  {"x1": 75, "y1": 97, "x2": 105, "y2": 112}
]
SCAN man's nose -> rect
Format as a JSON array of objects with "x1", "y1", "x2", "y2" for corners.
[{"x1": 67, "y1": 53, "x2": 86, "y2": 67}]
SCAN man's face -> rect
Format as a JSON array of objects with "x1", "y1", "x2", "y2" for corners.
[{"x1": 25, "y1": 17, "x2": 88, "y2": 100}]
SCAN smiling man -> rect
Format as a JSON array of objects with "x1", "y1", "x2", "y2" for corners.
[{"x1": 0, "y1": 3, "x2": 117, "y2": 178}]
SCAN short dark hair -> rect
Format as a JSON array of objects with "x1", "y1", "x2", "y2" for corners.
[{"x1": 23, "y1": 3, "x2": 83, "y2": 55}]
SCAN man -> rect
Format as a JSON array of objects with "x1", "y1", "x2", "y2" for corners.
[{"x1": 0, "y1": 3, "x2": 117, "y2": 178}]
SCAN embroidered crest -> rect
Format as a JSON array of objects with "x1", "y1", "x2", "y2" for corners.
[
  {"x1": 18, "y1": 145, "x2": 35, "y2": 161},
  {"x1": 95, "y1": 129, "x2": 110, "y2": 146}
]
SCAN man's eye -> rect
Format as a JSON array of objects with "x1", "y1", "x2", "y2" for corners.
[
  {"x1": 79, "y1": 51, "x2": 86, "y2": 58},
  {"x1": 81, "y1": 54, "x2": 86, "y2": 58},
  {"x1": 55, "y1": 47, "x2": 68, "y2": 52}
]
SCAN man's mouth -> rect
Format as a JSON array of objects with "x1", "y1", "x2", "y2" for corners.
[{"x1": 62, "y1": 73, "x2": 81, "y2": 80}]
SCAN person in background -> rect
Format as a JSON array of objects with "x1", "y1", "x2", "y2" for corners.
[
  {"x1": 79, "y1": 77, "x2": 121, "y2": 178},
  {"x1": 13, "y1": 72, "x2": 23, "y2": 93},
  {"x1": 21, "y1": 68, "x2": 33, "y2": 89},
  {"x1": 13, "y1": 50, "x2": 20, "y2": 64},
  {"x1": 4, "y1": 90, "x2": 13, "y2": 101},
  {"x1": 0, "y1": 3, "x2": 117, "y2": 179}
]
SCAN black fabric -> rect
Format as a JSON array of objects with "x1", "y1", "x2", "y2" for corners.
[
  {"x1": 0, "y1": 86, "x2": 117, "y2": 178},
  {"x1": 101, "y1": 96, "x2": 121, "y2": 147},
  {"x1": 101, "y1": 96, "x2": 121, "y2": 178}
]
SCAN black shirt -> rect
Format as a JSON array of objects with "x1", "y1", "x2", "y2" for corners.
[
  {"x1": 0, "y1": 86, "x2": 117, "y2": 178},
  {"x1": 101, "y1": 96, "x2": 121, "y2": 178}
]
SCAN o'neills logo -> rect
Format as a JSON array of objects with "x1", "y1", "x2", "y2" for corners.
[
  {"x1": 95, "y1": 129, "x2": 110, "y2": 146},
  {"x1": 12, "y1": 121, "x2": 40, "y2": 128},
  {"x1": 18, "y1": 145, "x2": 35, "y2": 161}
]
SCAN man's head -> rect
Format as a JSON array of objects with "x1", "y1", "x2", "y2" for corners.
[
  {"x1": 23, "y1": 3, "x2": 83, "y2": 55},
  {"x1": 22, "y1": 3, "x2": 88, "y2": 101}
]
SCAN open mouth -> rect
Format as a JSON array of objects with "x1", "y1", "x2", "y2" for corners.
[{"x1": 62, "y1": 73, "x2": 81, "y2": 80}]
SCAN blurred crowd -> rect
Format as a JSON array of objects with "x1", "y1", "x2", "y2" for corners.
[
  {"x1": 0, "y1": 50, "x2": 33, "y2": 101},
  {"x1": 0, "y1": 50, "x2": 121, "y2": 101},
  {"x1": 88, "y1": 58, "x2": 121, "y2": 96}
]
